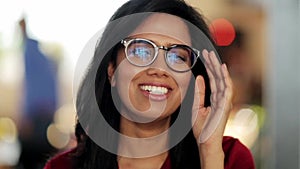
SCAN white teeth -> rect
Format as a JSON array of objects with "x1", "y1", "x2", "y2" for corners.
[{"x1": 140, "y1": 85, "x2": 168, "y2": 94}]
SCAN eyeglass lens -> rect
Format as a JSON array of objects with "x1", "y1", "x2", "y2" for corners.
[{"x1": 125, "y1": 39, "x2": 196, "y2": 72}]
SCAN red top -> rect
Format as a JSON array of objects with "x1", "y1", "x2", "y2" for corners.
[{"x1": 44, "y1": 136, "x2": 255, "y2": 169}]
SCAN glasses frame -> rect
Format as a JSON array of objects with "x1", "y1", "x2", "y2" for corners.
[{"x1": 121, "y1": 38, "x2": 200, "y2": 72}]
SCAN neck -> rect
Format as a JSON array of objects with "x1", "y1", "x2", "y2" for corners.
[
  {"x1": 118, "y1": 115, "x2": 171, "y2": 157},
  {"x1": 117, "y1": 111, "x2": 171, "y2": 166},
  {"x1": 118, "y1": 116, "x2": 170, "y2": 169}
]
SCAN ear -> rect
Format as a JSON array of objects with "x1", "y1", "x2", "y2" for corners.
[{"x1": 107, "y1": 62, "x2": 116, "y2": 87}]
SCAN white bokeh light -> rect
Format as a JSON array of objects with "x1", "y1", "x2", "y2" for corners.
[{"x1": 0, "y1": 0, "x2": 129, "y2": 83}]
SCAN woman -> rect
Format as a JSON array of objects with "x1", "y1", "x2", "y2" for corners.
[{"x1": 44, "y1": 0, "x2": 255, "y2": 168}]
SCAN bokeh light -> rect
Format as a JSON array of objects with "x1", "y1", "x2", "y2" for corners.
[
  {"x1": 53, "y1": 104, "x2": 76, "y2": 134},
  {"x1": 47, "y1": 123, "x2": 70, "y2": 149},
  {"x1": 47, "y1": 104, "x2": 77, "y2": 149},
  {"x1": 0, "y1": 117, "x2": 21, "y2": 166},
  {"x1": 224, "y1": 107, "x2": 261, "y2": 148},
  {"x1": 0, "y1": 117, "x2": 18, "y2": 143},
  {"x1": 209, "y1": 18, "x2": 236, "y2": 46}
]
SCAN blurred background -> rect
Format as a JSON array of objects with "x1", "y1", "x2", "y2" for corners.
[{"x1": 0, "y1": 0, "x2": 299, "y2": 168}]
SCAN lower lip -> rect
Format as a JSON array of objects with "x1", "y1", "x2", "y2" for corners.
[{"x1": 140, "y1": 90, "x2": 168, "y2": 101}]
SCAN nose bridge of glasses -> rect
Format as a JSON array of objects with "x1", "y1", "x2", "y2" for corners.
[{"x1": 157, "y1": 46, "x2": 168, "y2": 51}]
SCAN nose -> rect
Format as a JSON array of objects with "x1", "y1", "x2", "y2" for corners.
[{"x1": 146, "y1": 49, "x2": 170, "y2": 77}]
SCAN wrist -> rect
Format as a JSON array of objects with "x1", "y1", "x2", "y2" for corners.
[
  {"x1": 199, "y1": 144, "x2": 225, "y2": 169},
  {"x1": 199, "y1": 139, "x2": 223, "y2": 154},
  {"x1": 199, "y1": 145, "x2": 224, "y2": 158}
]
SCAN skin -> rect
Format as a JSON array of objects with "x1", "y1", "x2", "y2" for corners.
[
  {"x1": 107, "y1": 13, "x2": 233, "y2": 169},
  {"x1": 112, "y1": 33, "x2": 192, "y2": 123},
  {"x1": 111, "y1": 13, "x2": 192, "y2": 124}
]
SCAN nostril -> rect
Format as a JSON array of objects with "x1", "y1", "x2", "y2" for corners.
[{"x1": 145, "y1": 67, "x2": 169, "y2": 77}]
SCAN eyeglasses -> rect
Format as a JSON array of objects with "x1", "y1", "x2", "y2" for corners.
[{"x1": 120, "y1": 38, "x2": 200, "y2": 72}]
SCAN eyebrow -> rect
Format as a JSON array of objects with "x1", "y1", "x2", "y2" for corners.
[{"x1": 127, "y1": 35, "x2": 187, "y2": 47}]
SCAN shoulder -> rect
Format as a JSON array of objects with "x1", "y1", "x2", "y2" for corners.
[
  {"x1": 222, "y1": 136, "x2": 255, "y2": 169},
  {"x1": 43, "y1": 148, "x2": 76, "y2": 169}
]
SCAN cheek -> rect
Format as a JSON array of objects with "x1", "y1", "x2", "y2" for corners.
[
  {"x1": 115, "y1": 51, "x2": 139, "y2": 85},
  {"x1": 174, "y1": 72, "x2": 192, "y2": 99},
  {"x1": 115, "y1": 63, "x2": 135, "y2": 95},
  {"x1": 114, "y1": 57, "x2": 144, "y2": 106}
]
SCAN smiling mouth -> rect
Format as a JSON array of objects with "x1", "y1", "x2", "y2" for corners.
[{"x1": 139, "y1": 85, "x2": 169, "y2": 95}]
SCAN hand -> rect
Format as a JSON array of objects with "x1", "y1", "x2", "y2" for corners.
[{"x1": 192, "y1": 49, "x2": 233, "y2": 150}]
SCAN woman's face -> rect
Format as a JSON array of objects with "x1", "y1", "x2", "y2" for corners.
[{"x1": 108, "y1": 13, "x2": 193, "y2": 123}]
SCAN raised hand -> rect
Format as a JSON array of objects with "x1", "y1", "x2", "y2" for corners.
[{"x1": 192, "y1": 49, "x2": 233, "y2": 168}]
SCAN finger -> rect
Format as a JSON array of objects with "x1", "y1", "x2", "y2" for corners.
[
  {"x1": 202, "y1": 49, "x2": 213, "y2": 72},
  {"x1": 192, "y1": 76, "x2": 206, "y2": 116},
  {"x1": 203, "y1": 50, "x2": 225, "y2": 94},
  {"x1": 192, "y1": 76, "x2": 209, "y2": 137},
  {"x1": 209, "y1": 51, "x2": 222, "y2": 76},
  {"x1": 221, "y1": 64, "x2": 233, "y2": 104},
  {"x1": 203, "y1": 50, "x2": 221, "y2": 77},
  {"x1": 213, "y1": 64, "x2": 232, "y2": 128},
  {"x1": 197, "y1": 76, "x2": 206, "y2": 108},
  {"x1": 206, "y1": 68, "x2": 217, "y2": 102},
  {"x1": 208, "y1": 51, "x2": 225, "y2": 92},
  {"x1": 212, "y1": 64, "x2": 232, "y2": 118}
]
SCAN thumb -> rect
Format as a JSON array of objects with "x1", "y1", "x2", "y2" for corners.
[{"x1": 192, "y1": 75, "x2": 210, "y2": 139}]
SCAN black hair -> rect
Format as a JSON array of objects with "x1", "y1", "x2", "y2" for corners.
[{"x1": 74, "y1": 0, "x2": 216, "y2": 168}]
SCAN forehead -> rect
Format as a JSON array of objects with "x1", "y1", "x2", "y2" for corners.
[{"x1": 130, "y1": 13, "x2": 191, "y2": 45}]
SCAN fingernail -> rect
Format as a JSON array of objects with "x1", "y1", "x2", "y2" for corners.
[
  {"x1": 202, "y1": 49, "x2": 208, "y2": 58},
  {"x1": 222, "y1": 64, "x2": 228, "y2": 70}
]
